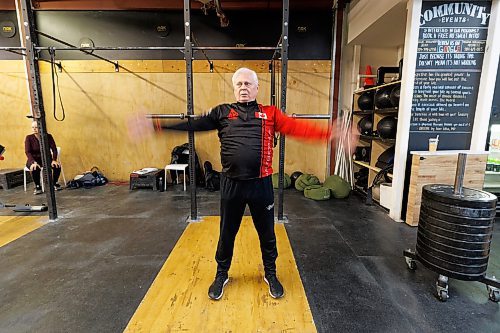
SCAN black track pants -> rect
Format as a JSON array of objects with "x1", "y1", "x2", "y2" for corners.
[
  {"x1": 216, "y1": 174, "x2": 277, "y2": 275},
  {"x1": 28, "y1": 165, "x2": 61, "y2": 187}
]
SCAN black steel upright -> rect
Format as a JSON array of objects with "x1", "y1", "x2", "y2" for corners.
[
  {"x1": 277, "y1": 0, "x2": 289, "y2": 222},
  {"x1": 270, "y1": 60, "x2": 276, "y2": 106},
  {"x1": 17, "y1": 0, "x2": 57, "y2": 219},
  {"x1": 184, "y1": 0, "x2": 198, "y2": 220}
]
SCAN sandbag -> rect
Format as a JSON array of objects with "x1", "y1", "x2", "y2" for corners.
[
  {"x1": 323, "y1": 175, "x2": 351, "y2": 199},
  {"x1": 272, "y1": 173, "x2": 291, "y2": 189},
  {"x1": 295, "y1": 174, "x2": 320, "y2": 191},
  {"x1": 304, "y1": 185, "x2": 331, "y2": 201}
]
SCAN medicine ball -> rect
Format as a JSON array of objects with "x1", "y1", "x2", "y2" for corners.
[
  {"x1": 357, "y1": 91, "x2": 374, "y2": 111},
  {"x1": 376, "y1": 116, "x2": 397, "y2": 139},
  {"x1": 353, "y1": 146, "x2": 370, "y2": 162},
  {"x1": 375, "y1": 146, "x2": 395, "y2": 169},
  {"x1": 390, "y1": 84, "x2": 400, "y2": 107},
  {"x1": 290, "y1": 171, "x2": 303, "y2": 187},
  {"x1": 354, "y1": 168, "x2": 369, "y2": 190},
  {"x1": 374, "y1": 86, "x2": 393, "y2": 109},
  {"x1": 357, "y1": 116, "x2": 373, "y2": 136}
]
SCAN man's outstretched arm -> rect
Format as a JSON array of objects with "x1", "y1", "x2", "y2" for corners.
[
  {"x1": 153, "y1": 115, "x2": 218, "y2": 132},
  {"x1": 273, "y1": 107, "x2": 332, "y2": 141}
]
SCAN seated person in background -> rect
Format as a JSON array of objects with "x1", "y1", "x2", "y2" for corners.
[{"x1": 25, "y1": 121, "x2": 62, "y2": 194}]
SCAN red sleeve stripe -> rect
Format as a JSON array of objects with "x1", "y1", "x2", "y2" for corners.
[
  {"x1": 153, "y1": 119, "x2": 161, "y2": 132},
  {"x1": 274, "y1": 109, "x2": 331, "y2": 141},
  {"x1": 260, "y1": 117, "x2": 266, "y2": 177}
]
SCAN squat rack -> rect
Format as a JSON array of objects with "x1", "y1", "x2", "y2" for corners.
[{"x1": 2, "y1": 0, "x2": 334, "y2": 222}]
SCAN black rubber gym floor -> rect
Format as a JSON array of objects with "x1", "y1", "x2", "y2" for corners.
[{"x1": 0, "y1": 184, "x2": 499, "y2": 332}]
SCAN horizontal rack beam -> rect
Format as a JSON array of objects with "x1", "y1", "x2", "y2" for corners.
[
  {"x1": 146, "y1": 114, "x2": 200, "y2": 119},
  {"x1": 0, "y1": 47, "x2": 26, "y2": 51},
  {"x1": 291, "y1": 113, "x2": 331, "y2": 119},
  {"x1": 192, "y1": 46, "x2": 279, "y2": 51},
  {"x1": 34, "y1": 46, "x2": 184, "y2": 51}
]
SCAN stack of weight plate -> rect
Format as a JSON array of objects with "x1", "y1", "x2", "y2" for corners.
[{"x1": 417, "y1": 184, "x2": 497, "y2": 281}]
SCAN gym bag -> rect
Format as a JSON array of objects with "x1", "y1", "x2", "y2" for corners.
[
  {"x1": 170, "y1": 143, "x2": 205, "y2": 187},
  {"x1": 204, "y1": 161, "x2": 220, "y2": 192}
]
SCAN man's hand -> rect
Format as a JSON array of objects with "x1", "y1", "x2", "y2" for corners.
[
  {"x1": 346, "y1": 126, "x2": 360, "y2": 157},
  {"x1": 127, "y1": 110, "x2": 155, "y2": 141},
  {"x1": 51, "y1": 160, "x2": 60, "y2": 168},
  {"x1": 29, "y1": 162, "x2": 40, "y2": 171},
  {"x1": 331, "y1": 124, "x2": 360, "y2": 158}
]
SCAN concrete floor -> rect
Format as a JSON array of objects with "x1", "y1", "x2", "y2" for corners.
[{"x1": 0, "y1": 184, "x2": 499, "y2": 333}]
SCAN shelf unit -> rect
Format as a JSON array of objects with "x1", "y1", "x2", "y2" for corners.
[
  {"x1": 353, "y1": 160, "x2": 393, "y2": 177},
  {"x1": 352, "y1": 80, "x2": 400, "y2": 197}
]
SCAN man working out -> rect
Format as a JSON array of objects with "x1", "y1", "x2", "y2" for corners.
[{"x1": 136, "y1": 67, "x2": 356, "y2": 300}]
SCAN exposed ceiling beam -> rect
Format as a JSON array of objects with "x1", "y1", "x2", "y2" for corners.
[{"x1": 0, "y1": 0, "x2": 333, "y2": 11}]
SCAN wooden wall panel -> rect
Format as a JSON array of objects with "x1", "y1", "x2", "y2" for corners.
[
  {"x1": 405, "y1": 153, "x2": 487, "y2": 226},
  {"x1": 0, "y1": 70, "x2": 30, "y2": 168},
  {"x1": 0, "y1": 60, "x2": 331, "y2": 182}
]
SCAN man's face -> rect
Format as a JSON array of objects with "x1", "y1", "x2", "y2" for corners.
[
  {"x1": 31, "y1": 122, "x2": 39, "y2": 134},
  {"x1": 233, "y1": 72, "x2": 259, "y2": 103}
]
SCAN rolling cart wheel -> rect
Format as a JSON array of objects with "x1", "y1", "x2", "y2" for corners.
[
  {"x1": 437, "y1": 290, "x2": 449, "y2": 302},
  {"x1": 487, "y1": 286, "x2": 500, "y2": 303},
  {"x1": 405, "y1": 256, "x2": 416, "y2": 270},
  {"x1": 436, "y1": 275, "x2": 449, "y2": 302}
]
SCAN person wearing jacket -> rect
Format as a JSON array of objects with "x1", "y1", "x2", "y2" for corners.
[
  {"x1": 25, "y1": 121, "x2": 62, "y2": 194},
  {"x1": 133, "y1": 67, "x2": 357, "y2": 300}
]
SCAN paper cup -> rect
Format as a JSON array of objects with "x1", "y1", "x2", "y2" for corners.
[{"x1": 429, "y1": 138, "x2": 439, "y2": 152}]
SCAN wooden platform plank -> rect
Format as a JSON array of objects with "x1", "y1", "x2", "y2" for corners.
[
  {"x1": 125, "y1": 216, "x2": 316, "y2": 333},
  {"x1": 0, "y1": 216, "x2": 48, "y2": 248}
]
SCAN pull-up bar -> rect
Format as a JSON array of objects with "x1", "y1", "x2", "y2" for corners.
[
  {"x1": 146, "y1": 113, "x2": 330, "y2": 120},
  {"x1": 34, "y1": 46, "x2": 185, "y2": 51},
  {"x1": 146, "y1": 114, "x2": 200, "y2": 119},
  {"x1": 291, "y1": 114, "x2": 331, "y2": 119},
  {"x1": 192, "y1": 46, "x2": 279, "y2": 51}
]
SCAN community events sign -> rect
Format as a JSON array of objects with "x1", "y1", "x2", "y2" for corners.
[{"x1": 409, "y1": 0, "x2": 491, "y2": 151}]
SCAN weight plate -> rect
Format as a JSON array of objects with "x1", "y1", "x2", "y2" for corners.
[
  {"x1": 418, "y1": 216, "x2": 492, "y2": 243},
  {"x1": 420, "y1": 205, "x2": 495, "y2": 228},
  {"x1": 421, "y1": 199, "x2": 496, "y2": 218},
  {"x1": 422, "y1": 184, "x2": 497, "y2": 209},
  {"x1": 78, "y1": 37, "x2": 94, "y2": 54},
  {"x1": 416, "y1": 247, "x2": 487, "y2": 281},
  {"x1": 1, "y1": 21, "x2": 16, "y2": 38},
  {"x1": 417, "y1": 226, "x2": 491, "y2": 251},
  {"x1": 416, "y1": 239, "x2": 489, "y2": 266},
  {"x1": 417, "y1": 230, "x2": 490, "y2": 258},
  {"x1": 417, "y1": 247, "x2": 487, "y2": 273}
]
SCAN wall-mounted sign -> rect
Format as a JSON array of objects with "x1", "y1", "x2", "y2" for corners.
[
  {"x1": 1, "y1": 21, "x2": 16, "y2": 38},
  {"x1": 409, "y1": 0, "x2": 492, "y2": 151}
]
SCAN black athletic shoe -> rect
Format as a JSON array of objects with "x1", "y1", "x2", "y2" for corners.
[
  {"x1": 54, "y1": 183, "x2": 62, "y2": 191},
  {"x1": 208, "y1": 273, "x2": 229, "y2": 300},
  {"x1": 34, "y1": 185, "x2": 42, "y2": 195},
  {"x1": 264, "y1": 274, "x2": 284, "y2": 298}
]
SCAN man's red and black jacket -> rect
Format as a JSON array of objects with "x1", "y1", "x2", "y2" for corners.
[{"x1": 154, "y1": 100, "x2": 331, "y2": 180}]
